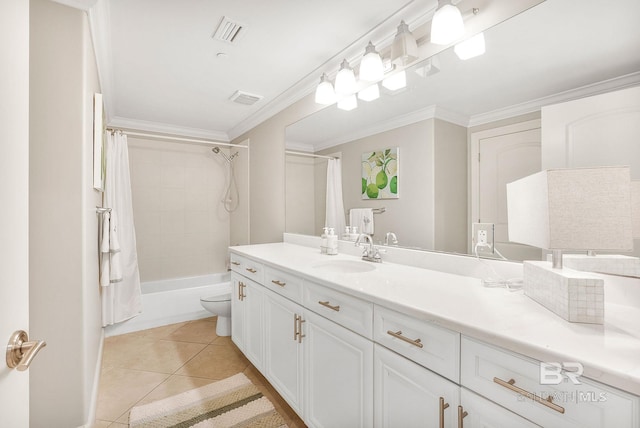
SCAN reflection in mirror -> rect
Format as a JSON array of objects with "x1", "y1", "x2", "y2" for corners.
[{"x1": 285, "y1": 0, "x2": 640, "y2": 260}]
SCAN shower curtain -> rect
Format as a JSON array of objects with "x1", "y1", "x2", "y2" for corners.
[
  {"x1": 101, "y1": 131, "x2": 142, "y2": 326},
  {"x1": 325, "y1": 158, "x2": 346, "y2": 235}
]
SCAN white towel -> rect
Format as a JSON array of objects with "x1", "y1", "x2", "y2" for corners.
[
  {"x1": 350, "y1": 208, "x2": 374, "y2": 235},
  {"x1": 99, "y1": 210, "x2": 123, "y2": 287}
]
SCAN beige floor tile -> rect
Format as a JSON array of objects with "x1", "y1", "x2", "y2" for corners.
[
  {"x1": 96, "y1": 366, "x2": 169, "y2": 422},
  {"x1": 174, "y1": 343, "x2": 249, "y2": 379},
  {"x1": 90, "y1": 420, "x2": 111, "y2": 428},
  {"x1": 164, "y1": 317, "x2": 219, "y2": 343},
  {"x1": 104, "y1": 336, "x2": 207, "y2": 373},
  {"x1": 126, "y1": 321, "x2": 189, "y2": 340},
  {"x1": 135, "y1": 374, "x2": 219, "y2": 405}
]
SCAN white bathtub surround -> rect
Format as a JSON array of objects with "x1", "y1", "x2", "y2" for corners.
[
  {"x1": 102, "y1": 131, "x2": 142, "y2": 326},
  {"x1": 240, "y1": 238, "x2": 640, "y2": 396},
  {"x1": 104, "y1": 273, "x2": 230, "y2": 337}
]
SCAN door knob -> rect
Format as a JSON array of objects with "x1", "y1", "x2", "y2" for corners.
[{"x1": 6, "y1": 330, "x2": 46, "y2": 371}]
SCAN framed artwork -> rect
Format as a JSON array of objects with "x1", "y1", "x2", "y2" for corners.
[
  {"x1": 361, "y1": 147, "x2": 399, "y2": 199},
  {"x1": 93, "y1": 93, "x2": 105, "y2": 191}
]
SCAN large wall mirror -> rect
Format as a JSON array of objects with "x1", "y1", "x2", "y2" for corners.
[{"x1": 285, "y1": 0, "x2": 640, "y2": 260}]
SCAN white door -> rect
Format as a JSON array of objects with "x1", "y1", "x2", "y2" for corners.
[
  {"x1": 471, "y1": 120, "x2": 543, "y2": 261},
  {"x1": 263, "y1": 291, "x2": 304, "y2": 416},
  {"x1": 303, "y1": 310, "x2": 374, "y2": 428},
  {"x1": 0, "y1": 1, "x2": 31, "y2": 426},
  {"x1": 374, "y1": 344, "x2": 459, "y2": 428}
]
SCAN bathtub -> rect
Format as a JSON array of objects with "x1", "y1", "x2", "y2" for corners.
[{"x1": 104, "y1": 272, "x2": 231, "y2": 337}]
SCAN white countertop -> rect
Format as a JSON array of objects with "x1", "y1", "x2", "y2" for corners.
[{"x1": 229, "y1": 242, "x2": 640, "y2": 396}]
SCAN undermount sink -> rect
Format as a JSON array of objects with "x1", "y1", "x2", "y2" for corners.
[{"x1": 312, "y1": 259, "x2": 377, "y2": 273}]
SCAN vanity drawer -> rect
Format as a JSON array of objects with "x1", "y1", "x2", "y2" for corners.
[
  {"x1": 303, "y1": 280, "x2": 373, "y2": 339},
  {"x1": 373, "y1": 305, "x2": 460, "y2": 383},
  {"x1": 229, "y1": 253, "x2": 264, "y2": 284},
  {"x1": 263, "y1": 266, "x2": 302, "y2": 304},
  {"x1": 460, "y1": 336, "x2": 640, "y2": 428}
]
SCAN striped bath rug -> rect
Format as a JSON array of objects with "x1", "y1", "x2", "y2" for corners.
[{"x1": 128, "y1": 373, "x2": 288, "y2": 428}]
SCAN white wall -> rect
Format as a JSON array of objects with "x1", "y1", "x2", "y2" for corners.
[
  {"x1": 128, "y1": 138, "x2": 231, "y2": 281},
  {"x1": 29, "y1": 0, "x2": 103, "y2": 426}
]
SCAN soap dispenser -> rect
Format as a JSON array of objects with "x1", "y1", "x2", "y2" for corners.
[
  {"x1": 320, "y1": 227, "x2": 328, "y2": 254},
  {"x1": 327, "y1": 228, "x2": 338, "y2": 255}
]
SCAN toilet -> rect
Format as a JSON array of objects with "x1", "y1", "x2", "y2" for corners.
[{"x1": 200, "y1": 283, "x2": 232, "y2": 336}]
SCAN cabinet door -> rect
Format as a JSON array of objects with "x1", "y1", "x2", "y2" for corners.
[
  {"x1": 243, "y1": 279, "x2": 264, "y2": 370},
  {"x1": 374, "y1": 344, "x2": 459, "y2": 428},
  {"x1": 263, "y1": 290, "x2": 304, "y2": 416},
  {"x1": 303, "y1": 310, "x2": 373, "y2": 428},
  {"x1": 230, "y1": 273, "x2": 245, "y2": 351},
  {"x1": 460, "y1": 387, "x2": 540, "y2": 428}
]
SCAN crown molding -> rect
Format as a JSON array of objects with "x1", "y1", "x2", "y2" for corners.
[
  {"x1": 285, "y1": 141, "x2": 316, "y2": 152},
  {"x1": 227, "y1": 0, "x2": 440, "y2": 141},
  {"x1": 108, "y1": 116, "x2": 230, "y2": 142},
  {"x1": 468, "y1": 71, "x2": 640, "y2": 127}
]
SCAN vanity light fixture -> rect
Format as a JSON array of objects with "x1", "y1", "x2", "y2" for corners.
[
  {"x1": 334, "y1": 59, "x2": 357, "y2": 96},
  {"x1": 359, "y1": 41, "x2": 385, "y2": 82},
  {"x1": 454, "y1": 32, "x2": 486, "y2": 60},
  {"x1": 390, "y1": 21, "x2": 418, "y2": 66},
  {"x1": 337, "y1": 94, "x2": 358, "y2": 111},
  {"x1": 358, "y1": 83, "x2": 380, "y2": 102},
  {"x1": 431, "y1": 0, "x2": 465, "y2": 45},
  {"x1": 315, "y1": 73, "x2": 336, "y2": 105},
  {"x1": 382, "y1": 69, "x2": 407, "y2": 91}
]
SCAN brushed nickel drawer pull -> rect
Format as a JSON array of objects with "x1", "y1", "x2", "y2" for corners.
[
  {"x1": 293, "y1": 314, "x2": 299, "y2": 341},
  {"x1": 272, "y1": 280, "x2": 286, "y2": 287},
  {"x1": 493, "y1": 377, "x2": 565, "y2": 414},
  {"x1": 231, "y1": 261, "x2": 240, "y2": 266},
  {"x1": 297, "y1": 316, "x2": 306, "y2": 343},
  {"x1": 386, "y1": 330, "x2": 424, "y2": 348},
  {"x1": 246, "y1": 268, "x2": 257, "y2": 274},
  {"x1": 318, "y1": 301, "x2": 340, "y2": 312},
  {"x1": 439, "y1": 397, "x2": 450, "y2": 428},
  {"x1": 457, "y1": 405, "x2": 468, "y2": 428}
]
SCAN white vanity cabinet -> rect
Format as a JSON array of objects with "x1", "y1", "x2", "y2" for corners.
[
  {"x1": 230, "y1": 273, "x2": 264, "y2": 370},
  {"x1": 459, "y1": 387, "x2": 540, "y2": 428},
  {"x1": 262, "y1": 288, "x2": 304, "y2": 415},
  {"x1": 374, "y1": 343, "x2": 459, "y2": 428}
]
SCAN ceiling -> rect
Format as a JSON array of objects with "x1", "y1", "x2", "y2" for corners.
[
  {"x1": 287, "y1": 0, "x2": 640, "y2": 150},
  {"x1": 57, "y1": 0, "x2": 640, "y2": 144}
]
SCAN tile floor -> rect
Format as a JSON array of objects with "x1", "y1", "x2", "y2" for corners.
[{"x1": 94, "y1": 317, "x2": 306, "y2": 427}]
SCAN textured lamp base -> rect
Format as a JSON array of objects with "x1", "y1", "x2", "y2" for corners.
[
  {"x1": 561, "y1": 254, "x2": 640, "y2": 278},
  {"x1": 523, "y1": 261, "x2": 604, "y2": 324}
]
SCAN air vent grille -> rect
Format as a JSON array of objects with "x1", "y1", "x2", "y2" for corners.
[
  {"x1": 213, "y1": 16, "x2": 245, "y2": 44},
  {"x1": 229, "y1": 90, "x2": 263, "y2": 106}
]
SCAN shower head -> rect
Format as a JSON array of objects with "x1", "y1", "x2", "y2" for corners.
[{"x1": 212, "y1": 147, "x2": 220, "y2": 154}]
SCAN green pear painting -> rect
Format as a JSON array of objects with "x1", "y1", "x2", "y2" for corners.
[{"x1": 361, "y1": 148, "x2": 398, "y2": 199}]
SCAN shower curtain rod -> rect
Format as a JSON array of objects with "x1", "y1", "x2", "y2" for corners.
[
  {"x1": 106, "y1": 128, "x2": 249, "y2": 149},
  {"x1": 285, "y1": 150, "x2": 336, "y2": 160}
]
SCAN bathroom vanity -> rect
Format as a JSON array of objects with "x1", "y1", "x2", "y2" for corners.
[{"x1": 229, "y1": 239, "x2": 640, "y2": 428}]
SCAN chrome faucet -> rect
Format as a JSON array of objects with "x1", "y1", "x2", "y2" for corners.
[
  {"x1": 384, "y1": 232, "x2": 398, "y2": 246},
  {"x1": 355, "y1": 233, "x2": 382, "y2": 263}
]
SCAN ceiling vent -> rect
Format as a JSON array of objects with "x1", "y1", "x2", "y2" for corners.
[
  {"x1": 229, "y1": 90, "x2": 263, "y2": 106},
  {"x1": 213, "y1": 16, "x2": 245, "y2": 44}
]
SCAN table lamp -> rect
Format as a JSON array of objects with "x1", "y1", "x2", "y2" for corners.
[{"x1": 506, "y1": 166, "x2": 634, "y2": 324}]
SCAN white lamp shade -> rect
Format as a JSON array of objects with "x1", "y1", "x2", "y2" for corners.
[
  {"x1": 360, "y1": 42, "x2": 384, "y2": 82},
  {"x1": 507, "y1": 166, "x2": 634, "y2": 251},
  {"x1": 454, "y1": 32, "x2": 486, "y2": 60},
  {"x1": 314, "y1": 74, "x2": 336, "y2": 105},
  {"x1": 337, "y1": 94, "x2": 357, "y2": 111},
  {"x1": 358, "y1": 83, "x2": 379, "y2": 102},
  {"x1": 431, "y1": 3, "x2": 465, "y2": 45},
  {"x1": 334, "y1": 60, "x2": 356, "y2": 96},
  {"x1": 391, "y1": 21, "x2": 418, "y2": 66},
  {"x1": 382, "y1": 70, "x2": 406, "y2": 91}
]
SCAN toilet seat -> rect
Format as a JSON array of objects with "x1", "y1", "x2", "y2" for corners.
[{"x1": 200, "y1": 284, "x2": 232, "y2": 302}]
